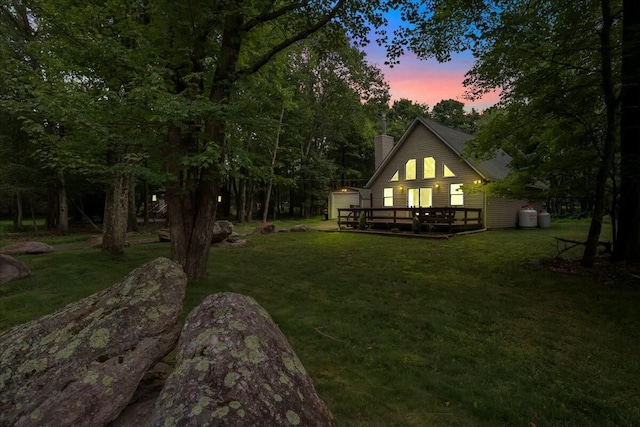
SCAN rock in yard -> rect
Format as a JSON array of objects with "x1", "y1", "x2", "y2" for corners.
[
  {"x1": 151, "y1": 292, "x2": 334, "y2": 427},
  {"x1": 254, "y1": 222, "x2": 276, "y2": 234},
  {"x1": 86, "y1": 235, "x2": 103, "y2": 248},
  {"x1": 0, "y1": 254, "x2": 30, "y2": 284},
  {"x1": 290, "y1": 224, "x2": 310, "y2": 232},
  {"x1": 0, "y1": 257, "x2": 187, "y2": 427},
  {"x1": 211, "y1": 220, "x2": 234, "y2": 243},
  {"x1": 158, "y1": 229, "x2": 171, "y2": 242},
  {"x1": 0, "y1": 242, "x2": 54, "y2": 255},
  {"x1": 212, "y1": 234, "x2": 248, "y2": 249}
]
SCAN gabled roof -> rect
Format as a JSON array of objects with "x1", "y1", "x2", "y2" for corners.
[
  {"x1": 365, "y1": 117, "x2": 512, "y2": 188},
  {"x1": 331, "y1": 186, "x2": 371, "y2": 200}
]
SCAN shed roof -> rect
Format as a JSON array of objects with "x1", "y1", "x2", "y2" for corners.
[{"x1": 365, "y1": 117, "x2": 512, "y2": 188}]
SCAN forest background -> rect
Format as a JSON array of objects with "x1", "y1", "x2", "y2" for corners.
[{"x1": 0, "y1": 0, "x2": 638, "y2": 279}]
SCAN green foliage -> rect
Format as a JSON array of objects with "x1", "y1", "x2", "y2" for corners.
[
  {"x1": 358, "y1": 212, "x2": 367, "y2": 230},
  {"x1": 411, "y1": 215, "x2": 421, "y2": 233}
]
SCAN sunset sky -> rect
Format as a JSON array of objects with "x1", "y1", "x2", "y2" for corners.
[{"x1": 362, "y1": 14, "x2": 501, "y2": 112}]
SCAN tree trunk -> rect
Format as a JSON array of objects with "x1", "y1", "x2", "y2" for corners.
[
  {"x1": 581, "y1": 0, "x2": 618, "y2": 267},
  {"x1": 14, "y1": 191, "x2": 23, "y2": 230},
  {"x1": 128, "y1": 178, "x2": 138, "y2": 232},
  {"x1": 45, "y1": 184, "x2": 58, "y2": 230},
  {"x1": 615, "y1": 0, "x2": 640, "y2": 263},
  {"x1": 165, "y1": 126, "x2": 219, "y2": 281},
  {"x1": 143, "y1": 181, "x2": 150, "y2": 226},
  {"x1": 246, "y1": 182, "x2": 255, "y2": 223},
  {"x1": 236, "y1": 177, "x2": 247, "y2": 224},
  {"x1": 30, "y1": 197, "x2": 37, "y2": 232},
  {"x1": 262, "y1": 106, "x2": 284, "y2": 223},
  {"x1": 58, "y1": 170, "x2": 69, "y2": 235},
  {"x1": 102, "y1": 172, "x2": 130, "y2": 255}
]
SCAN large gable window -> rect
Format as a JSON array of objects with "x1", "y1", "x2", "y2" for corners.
[
  {"x1": 405, "y1": 159, "x2": 416, "y2": 180},
  {"x1": 383, "y1": 187, "x2": 394, "y2": 207},
  {"x1": 450, "y1": 183, "x2": 464, "y2": 206},
  {"x1": 423, "y1": 157, "x2": 435, "y2": 179},
  {"x1": 443, "y1": 164, "x2": 456, "y2": 177}
]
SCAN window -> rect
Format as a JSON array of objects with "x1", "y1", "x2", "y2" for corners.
[
  {"x1": 408, "y1": 188, "x2": 432, "y2": 208},
  {"x1": 423, "y1": 157, "x2": 435, "y2": 179},
  {"x1": 383, "y1": 187, "x2": 393, "y2": 207},
  {"x1": 443, "y1": 164, "x2": 456, "y2": 177},
  {"x1": 450, "y1": 183, "x2": 464, "y2": 206},
  {"x1": 390, "y1": 169, "x2": 399, "y2": 182},
  {"x1": 405, "y1": 159, "x2": 416, "y2": 180}
]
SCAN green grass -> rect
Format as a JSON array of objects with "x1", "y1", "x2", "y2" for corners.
[{"x1": 1, "y1": 220, "x2": 638, "y2": 426}]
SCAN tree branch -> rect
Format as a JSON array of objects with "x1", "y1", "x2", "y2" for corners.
[
  {"x1": 236, "y1": 0, "x2": 346, "y2": 79},
  {"x1": 242, "y1": 1, "x2": 308, "y2": 33}
]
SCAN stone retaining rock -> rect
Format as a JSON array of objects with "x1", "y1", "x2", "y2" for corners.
[
  {"x1": 151, "y1": 292, "x2": 334, "y2": 427},
  {"x1": 0, "y1": 254, "x2": 30, "y2": 284},
  {"x1": 291, "y1": 224, "x2": 310, "y2": 232},
  {"x1": 0, "y1": 242, "x2": 54, "y2": 255},
  {"x1": 0, "y1": 257, "x2": 187, "y2": 427}
]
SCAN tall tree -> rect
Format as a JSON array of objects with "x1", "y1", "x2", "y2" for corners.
[{"x1": 615, "y1": 0, "x2": 640, "y2": 263}]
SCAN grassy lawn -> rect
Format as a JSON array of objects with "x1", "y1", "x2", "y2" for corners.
[{"x1": 1, "y1": 220, "x2": 639, "y2": 426}]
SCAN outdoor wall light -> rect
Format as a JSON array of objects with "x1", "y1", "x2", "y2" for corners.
[
  {"x1": 474, "y1": 179, "x2": 482, "y2": 184},
  {"x1": 399, "y1": 185, "x2": 404, "y2": 191},
  {"x1": 434, "y1": 183, "x2": 440, "y2": 189}
]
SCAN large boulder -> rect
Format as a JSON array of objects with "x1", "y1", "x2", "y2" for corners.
[
  {"x1": 151, "y1": 292, "x2": 334, "y2": 427},
  {"x1": 211, "y1": 220, "x2": 234, "y2": 243},
  {"x1": 0, "y1": 242, "x2": 54, "y2": 255},
  {"x1": 0, "y1": 254, "x2": 30, "y2": 284},
  {"x1": 290, "y1": 224, "x2": 310, "y2": 232},
  {"x1": 0, "y1": 257, "x2": 187, "y2": 427}
]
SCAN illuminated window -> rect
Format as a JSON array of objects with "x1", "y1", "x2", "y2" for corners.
[
  {"x1": 408, "y1": 188, "x2": 432, "y2": 208},
  {"x1": 450, "y1": 183, "x2": 464, "y2": 206},
  {"x1": 405, "y1": 159, "x2": 416, "y2": 180},
  {"x1": 390, "y1": 170, "x2": 399, "y2": 182},
  {"x1": 423, "y1": 157, "x2": 435, "y2": 179},
  {"x1": 443, "y1": 164, "x2": 456, "y2": 177},
  {"x1": 383, "y1": 187, "x2": 393, "y2": 207}
]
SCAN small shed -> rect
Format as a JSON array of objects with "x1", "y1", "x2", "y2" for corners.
[{"x1": 328, "y1": 187, "x2": 371, "y2": 219}]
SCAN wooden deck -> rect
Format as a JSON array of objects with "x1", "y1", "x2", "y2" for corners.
[{"x1": 337, "y1": 207, "x2": 483, "y2": 232}]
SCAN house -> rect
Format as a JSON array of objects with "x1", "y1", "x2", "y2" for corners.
[{"x1": 364, "y1": 117, "x2": 535, "y2": 229}]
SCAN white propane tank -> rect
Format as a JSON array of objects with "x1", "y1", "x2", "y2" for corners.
[
  {"x1": 518, "y1": 207, "x2": 538, "y2": 228},
  {"x1": 538, "y1": 211, "x2": 551, "y2": 228}
]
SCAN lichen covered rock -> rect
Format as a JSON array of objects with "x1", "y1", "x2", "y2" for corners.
[
  {"x1": 0, "y1": 257, "x2": 187, "y2": 427},
  {"x1": 0, "y1": 241, "x2": 54, "y2": 255},
  {"x1": 151, "y1": 292, "x2": 334, "y2": 427},
  {"x1": 0, "y1": 254, "x2": 30, "y2": 284}
]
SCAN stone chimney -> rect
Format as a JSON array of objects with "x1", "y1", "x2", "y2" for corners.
[{"x1": 374, "y1": 114, "x2": 394, "y2": 170}]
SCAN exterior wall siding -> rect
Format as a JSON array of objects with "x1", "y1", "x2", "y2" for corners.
[{"x1": 369, "y1": 125, "x2": 485, "y2": 220}]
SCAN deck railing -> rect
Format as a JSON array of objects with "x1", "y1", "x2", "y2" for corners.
[{"x1": 337, "y1": 207, "x2": 483, "y2": 231}]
